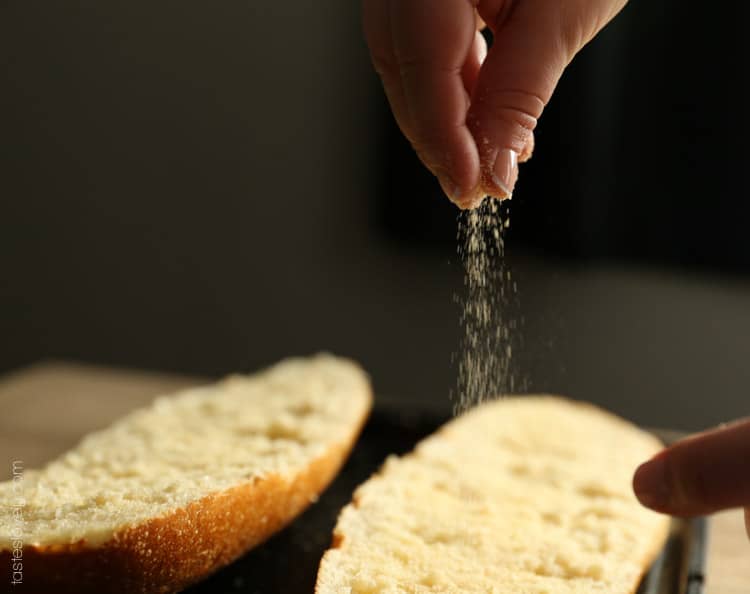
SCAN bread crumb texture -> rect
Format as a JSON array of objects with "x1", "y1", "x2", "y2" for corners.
[
  {"x1": 316, "y1": 396, "x2": 670, "y2": 594},
  {"x1": 0, "y1": 354, "x2": 371, "y2": 548}
]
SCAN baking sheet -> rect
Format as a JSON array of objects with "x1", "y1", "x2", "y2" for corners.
[{"x1": 184, "y1": 406, "x2": 707, "y2": 594}]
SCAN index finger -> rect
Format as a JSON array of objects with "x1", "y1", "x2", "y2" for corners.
[
  {"x1": 389, "y1": 0, "x2": 482, "y2": 207},
  {"x1": 633, "y1": 418, "x2": 750, "y2": 516}
]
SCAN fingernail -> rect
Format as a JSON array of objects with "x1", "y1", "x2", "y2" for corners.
[
  {"x1": 491, "y1": 148, "x2": 518, "y2": 199},
  {"x1": 633, "y1": 457, "x2": 671, "y2": 510}
]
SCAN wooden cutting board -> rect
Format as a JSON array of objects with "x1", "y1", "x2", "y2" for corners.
[{"x1": 0, "y1": 360, "x2": 746, "y2": 593}]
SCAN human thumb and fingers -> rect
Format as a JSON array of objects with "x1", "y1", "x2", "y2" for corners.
[
  {"x1": 363, "y1": 0, "x2": 628, "y2": 209},
  {"x1": 633, "y1": 418, "x2": 750, "y2": 538}
]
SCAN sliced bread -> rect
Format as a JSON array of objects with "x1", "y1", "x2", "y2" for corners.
[
  {"x1": 0, "y1": 354, "x2": 371, "y2": 593},
  {"x1": 316, "y1": 396, "x2": 670, "y2": 594}
]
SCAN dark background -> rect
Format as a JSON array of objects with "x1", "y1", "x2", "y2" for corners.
[{"x1": 1, "y1": 2, "x2": 748, "y2": 430}]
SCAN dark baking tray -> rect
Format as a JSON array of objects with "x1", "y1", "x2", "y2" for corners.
[{"x1": 184, "y1": 405, "x2": 708, "y2": 594}]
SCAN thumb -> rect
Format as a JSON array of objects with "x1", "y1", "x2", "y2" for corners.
[{"x1": 468, "y1": 0, "x2": 627, "y2": 199}]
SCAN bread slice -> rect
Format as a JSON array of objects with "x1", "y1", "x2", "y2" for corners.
[
  {"x1": 316, "y1": 396, "x2": 670, "y2": 594},
  {"x1": 0, "y1": 354, "x2": 371, "y2": 593}
]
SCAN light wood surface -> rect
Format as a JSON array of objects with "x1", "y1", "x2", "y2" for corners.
[
  {"x1": 0, "y1": 361, "x2": 747, "y2": 592},
  {"x1": 707, "y1": 509, "x2": 749, "y2": 594}
]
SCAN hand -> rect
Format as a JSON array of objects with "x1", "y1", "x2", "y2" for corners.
[
  {"x1": 633, "y1": 418, "x2": 750, "y2": 537},
  {"x1": 363, "y1": 0, "x2": 629, "y2": 209}
]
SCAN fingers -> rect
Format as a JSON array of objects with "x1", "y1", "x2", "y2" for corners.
[
  {"x1": 390, "y1": 0, "x2": 484, "y2": 208},
  {"x1": 519, "y1": 131, "x2": 534, "y2": 163},
  {"x1": 362, "y1": 0, "x2": 414, "y2": 140},
  {"x1": 461, "y1": 30, "x2": 488, "y2": 100},
  {"x1": 469, "y1": 0, "x2": 627, "y2": 198},
  {"x1": 633, "y1": 419, "x2": 750, "y2": 517},
  {"x1": 364, "y1": 0, "x2": 483, "y2": 208},
  {"x1": 365, "y1": 0, "x2": 626, "y2": 208}
]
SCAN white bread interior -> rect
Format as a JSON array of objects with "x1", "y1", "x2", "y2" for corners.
[
  {"x1": 0, "y1": 354, "x2": 371, "y2": 548},
  {"x1": 317, "y1": 396, "x2": 670, "y2": 594}
]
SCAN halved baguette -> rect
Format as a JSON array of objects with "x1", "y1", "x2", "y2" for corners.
[
  {"x1": 0, "y1": 354, "x2": 371, "y2": 593},
  {"x1": 317, "y1": 396, "x2": 670, "y2": 594}
]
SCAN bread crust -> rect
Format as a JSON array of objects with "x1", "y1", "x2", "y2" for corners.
[
  {"x1": 4, "y1": 402, "x2": 369, "y2": 594},
  {"x1": 627, "y1": 507, "x2": 673, "y2": 594}
]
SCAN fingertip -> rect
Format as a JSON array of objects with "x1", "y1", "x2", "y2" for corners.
[
  {"x1": 437, "y1": 174, "x2": 483, "y2": 210},
  {"x1": 434, "y1": 126, "x2": 482, "y2": 208},
  {"x1": 633, "y1": 456, "x2": 672, "y2": 513},
  {"x1": 470, "y1": 142, "x2": 518, "y2": 200},
  {"x1": 437, "y1": 175, "x2": 464, "y2": 207},
  {"x1": 422, "y1": 162, "x2": 479, "y2": 209},
  {"x1": 455, "y1": 187, "x2": 486, "y2": 210},
  {"x1": 490, "y1": 148, "x2": 518, "y2": 199},
  {"x1": 467, "y1": 112, "x2": 527, "y2": 200},
  {"x1": 518, "y1": 132, "x2": 535, "y2": 163}
]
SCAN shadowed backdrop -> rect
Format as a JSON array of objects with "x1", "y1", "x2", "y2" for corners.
[{"x1": 1, "y1": 1, "x2": 748, "y2": 430}]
